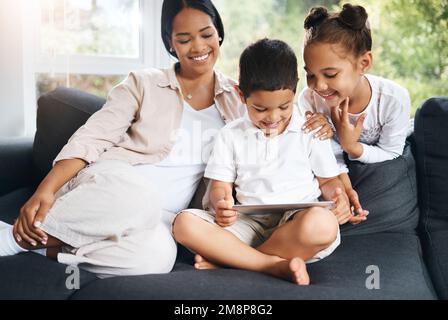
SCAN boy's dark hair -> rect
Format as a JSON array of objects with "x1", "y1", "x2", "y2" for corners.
[
  {"x1": 303, "y1": 3, "x2": 372, "y2": 57},
  {"x1": 239, "y1": 38, "x2": 298, "y2": 99},
  {"x1": 161, "y1": 0, "x2": 224, "y2": 59}
]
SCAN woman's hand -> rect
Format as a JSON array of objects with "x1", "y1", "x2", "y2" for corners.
[
  {"x1": 302, "y1": 111, "x2": 334, "y2": 140},
  {"x1": 330, "y1": 98, "x2": 366, "y2": 158},
  {"x1": 215, "y1": 195, "x2": 238, "y2": 228},
  {"x1": 13, "y1": 191, "x2": 55, "y2": 246},
  {"x1": 346, "y1": 189, "x2": 369, "y2": 225}
]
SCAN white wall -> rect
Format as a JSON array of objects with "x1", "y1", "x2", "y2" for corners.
[{"x1": 0, "y1": 0, "x2": 26, "y2": 137}]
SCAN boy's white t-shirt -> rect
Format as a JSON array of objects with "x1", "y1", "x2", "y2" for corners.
[
  {"x1": 204, "y1": 106, "x2": 340, "y2": 206},
  {"x1": 299, "y1": 74, "x2": 411, "y2": 172},
  {"x1": 135, "y1": 102, "x2": 225, "y2": 214}
]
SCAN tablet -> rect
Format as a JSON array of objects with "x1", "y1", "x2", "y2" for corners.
[{"x1": 232, "y1": 201, "x2": 336, "y2": 215}]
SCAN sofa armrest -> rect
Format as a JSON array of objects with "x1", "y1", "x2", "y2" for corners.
[{"x1": 0, "y1": 137, "x2": 35, "y2": 197}]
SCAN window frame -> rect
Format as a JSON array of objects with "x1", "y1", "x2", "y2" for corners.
[{"x1": 21, "y1": 0, "x2": 171, "y2": 136}]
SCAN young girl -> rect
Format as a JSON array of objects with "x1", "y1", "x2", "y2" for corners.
[{"x1": 299, "y1": 4, "x2": 411, "y2": 221}]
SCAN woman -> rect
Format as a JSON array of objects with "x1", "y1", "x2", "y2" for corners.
[{"x1": 0, "y1": 0, "x2": 245, "y2": 278}]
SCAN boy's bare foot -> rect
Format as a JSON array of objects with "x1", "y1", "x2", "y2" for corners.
[
  {"x1": 194, "y1": 254, "x2": 219, "y2": 270},
  {"x1": 270, "y1": 257, "x2": 310, "y2": 285}
]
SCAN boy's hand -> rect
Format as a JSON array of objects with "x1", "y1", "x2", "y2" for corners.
[
  {"x1": 346, "y1": 189, "x2": 369, "y2": 225},
  {"x1": 215, "y1": 195, "x2": 238, "y2": 228},
  {"x1": 14, "y1": 191, "x2": 53, "y2": 246},
  {"x1": 302, "y1": 111, "x2": 334, "y2": 140},
  {"x1": 331, "y1": 188, "x2": 353, "y2": 225}
]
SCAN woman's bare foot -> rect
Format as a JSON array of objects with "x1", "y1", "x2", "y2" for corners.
[
  {"x1": 270, "y1": 257, "x2": 310, "y2": 285},
  {"x1": 194, "y1": 254, "x2": 219, "y2": 270}
]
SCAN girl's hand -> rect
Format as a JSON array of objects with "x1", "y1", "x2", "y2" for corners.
[
  {"x1": 13, "y1": 191, "x2": 54, "y2": 246},
  {"x1": 346, "y1": 189, "x2": 369, "y2": 225},
  {"x1": 330, "y1": 98, "x2": 366, "y2": 156},
  {"x1": 302, "y1": 111, "x2": 334, "y2": 140},
  {"x1": 330, "y1": 188, "x2": 352, "y2": 225},
  {"x1": 215, "y1": 195, "x2": 238, "y2": 228}
]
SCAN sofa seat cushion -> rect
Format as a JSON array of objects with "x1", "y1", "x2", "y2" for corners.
[
  {"x1": 0, "y1": 185, "x2": 436, "y2": 299},
  {"x1": 0, "y1": 253, "x2": 97, "y2": 300},
  {"x1": 70, "y1": 233, "x2": 436, "y2": 300}
]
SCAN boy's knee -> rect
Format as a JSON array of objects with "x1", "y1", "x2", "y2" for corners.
[
  {"x1": 172, "y1": 211, "x2": 199, "y2": 244},
  {"x1": 298, "y1": 207, "x2": 338, "y2": 246}
]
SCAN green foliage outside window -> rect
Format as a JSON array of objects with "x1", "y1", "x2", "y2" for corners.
[
  {"x1": 215, "y1": 0, "x2": 447, "y2": 115},
  {"x1": 37, "y1": 0, "x2": 447, "y2": 115}
]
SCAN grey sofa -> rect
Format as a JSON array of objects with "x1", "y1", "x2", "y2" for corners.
[{"x1": 0, "y1": 87, "x2": 446, "y2": 300}]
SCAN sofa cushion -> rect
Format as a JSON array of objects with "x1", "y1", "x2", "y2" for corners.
[
  {"x1": 2, "y1": 188, "x2": 434, "y2": 299},
  {"x1": 414, "y1": 97, "x2": 448, "y2": 231},
  {"x1": 0, "y1": 253, "x2": 97, "y2": 300},
  {"x1": 340, "y1": 141, "x2": 419, "y2": 236},
  {"x1": 0, "y1": 185, "x2": 436, "y2": 300},
  {"x1": 33, "y1": 87, "x2": 105, "y2": 182},
  {"x1": 69, "y1": 232, "x2": 435, "y2": 300},
  {"x1": 414, "y1": 96, "x2": 448, "y2": 299}
]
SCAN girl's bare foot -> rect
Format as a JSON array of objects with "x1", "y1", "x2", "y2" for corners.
[
  {"x1": 194, "y1": 254, "x2": 219, "y2": 270},
  {"x1": 270, "y1": 257, "x2": 310, "y2": 285}
]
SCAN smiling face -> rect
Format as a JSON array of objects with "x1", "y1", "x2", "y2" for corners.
[
  {"x1": 171, "y1": 8, "x2": 220, "y2": 77},
  {"x1": 303, "y1": 42, "x2": 371, "y2": 108},
  {"x1": 242, "y1": 89, "x2": 295, "y2": 137}
]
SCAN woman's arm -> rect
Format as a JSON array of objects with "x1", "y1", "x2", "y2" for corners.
[
  {"x1": 37, "y1": 159, "x2": 88, "y2": 195},
  {"x1": 54, "y1": 72, "x2": 142, "y2": 165}
]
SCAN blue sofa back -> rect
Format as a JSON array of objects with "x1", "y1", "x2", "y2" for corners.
[{"x1": 414, "y1": 97, "x2": 448, "y2": 232}]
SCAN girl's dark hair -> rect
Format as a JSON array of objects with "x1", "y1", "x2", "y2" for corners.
[
  {"x1": 303, "y1": 3, "x2": 372, "y2": 57},
  {"x1": 161, "y1": 0, "x2": 224, "y2": 58},
  {"x1": 239, "y1": 38, "x2": 298, "y2": 99}
]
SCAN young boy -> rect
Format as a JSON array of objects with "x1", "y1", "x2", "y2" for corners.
[{"x1": 172, "y1": 39, "x2": 353, "y2": 285}]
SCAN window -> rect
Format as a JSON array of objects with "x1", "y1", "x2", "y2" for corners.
[
  {"x1": 39, "y1": 0, "x2": 140, "y2": 58},
  {"x1": 25, "y1": 0, "x2": 171, "y2": 99},
  {"x1": 20, "y1": 0, "x2": 170, "y2": 135},
  {"x1": 33, "y1": 0, "x2": 144, "y2": 99}
]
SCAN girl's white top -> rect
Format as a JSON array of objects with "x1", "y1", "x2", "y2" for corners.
[{"x1": 299, "y1": 74, "x2": 411, "y2": 173}]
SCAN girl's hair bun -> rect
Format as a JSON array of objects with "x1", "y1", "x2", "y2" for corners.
[
  {"x1": 304, "y1": 7, "x2": 329, "y2": 30},
  {"x1": 338, "y1": 3, "x2": 368, "y2": 30}
]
